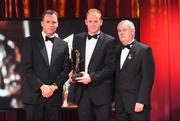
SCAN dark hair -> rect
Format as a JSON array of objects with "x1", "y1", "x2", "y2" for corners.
[{"x1": 41, "y1": 10, "x2": 58, "y2": 21}]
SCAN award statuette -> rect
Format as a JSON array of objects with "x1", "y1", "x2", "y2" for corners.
[{"x1": 71, "y1": 50, "x2": 83, "y2": 81}]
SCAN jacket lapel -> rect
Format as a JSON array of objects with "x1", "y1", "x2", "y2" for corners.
[
  {"x1": 121, "y1": 41, "x2": 137, "y2": 70},
  {"x1": 88, "y1": 32, "x2": 104, "y2": 66},
  {"x1": 50, "y1": 37, "x2": 64, "y2": 67},
  {"x1": 81, "y1": 33, "x2": 86, "y2": 65},
  {"x1": 50, "y1": 37, "x2": 57, "y2": 66},
  {"x1": 79, "y1": 33, "x2": 87, "y2": 71},
  {"x1": 38, "y1": 35, "x2": 49, "y2": 66},
  {"x1": 116, "y1": 45, "x2": 121, "y2": 70}
]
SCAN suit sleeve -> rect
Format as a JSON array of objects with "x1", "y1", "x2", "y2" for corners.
[
  {"x1": 137, "y1": 47, "x2": 155, "y2": 105},
  {"x1": 54, "y1": 42, "x2": 71, "y2": 88},
  {"x1": 22, "y1": 37, "x2": 43, "y2": 92}
]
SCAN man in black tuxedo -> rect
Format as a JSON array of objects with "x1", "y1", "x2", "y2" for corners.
[
  {"x1": 71, "y1": 8, "x2": 116, "y2": 121},
  {"x1": 22, "y1": 10, "x2": 71, "y2": 121},
  {"x1": 115, "y1": 20, "x2": 155, "y2": 121}
]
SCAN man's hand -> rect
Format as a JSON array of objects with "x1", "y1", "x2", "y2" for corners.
[
  {"x1": 134, "y1": 102, "x2": 144, "y2": 112},
  {"x1": 76, "y1": 72, "x2": 92, "y2": 85},
  {"x1": 50, "y1": 83, "x2": 58, "y2": 92},
  {"x1": 68, "y1": 78, "x2": 75, "y2": 83},
  {"x1": 40, "y1": 84, "x2": 54, "y2": 98}
]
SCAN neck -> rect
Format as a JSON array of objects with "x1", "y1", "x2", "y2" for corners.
[
  {"x1": 88, "y1": 31, "x2": 100, "y2": 35},
  {"x1": 42, "y1": 31, "x2": 54, "y2": 37}
]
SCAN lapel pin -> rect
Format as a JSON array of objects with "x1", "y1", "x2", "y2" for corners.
[{"x1": 128, "y1": 54, "x2": 132, "y2": 60}]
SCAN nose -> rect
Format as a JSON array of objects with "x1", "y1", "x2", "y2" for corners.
[
  {"x1": 50, "y1": 23, "x2": 53, "y2": 26},
  {"x1": 91, "y1": 22, "x2": 95, "y2": 26}
]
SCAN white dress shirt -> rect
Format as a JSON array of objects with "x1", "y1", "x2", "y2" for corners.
[
  {"x1": 120, "y1": 39, "x2": 135, "y2": 69},
  {"x1": 42, "y1": 32, "x2": 58, "y2": 65},
  {"x1": 85, "y1": 33, "x2": 99, "y2": 73}
]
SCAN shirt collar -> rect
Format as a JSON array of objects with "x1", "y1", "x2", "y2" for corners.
[
  {"x1": 41, "y1": 32, "x2": 58, "y2": 41},
  {"x1": 127, "y1": 39, "x2": 135, "y2": 45}
]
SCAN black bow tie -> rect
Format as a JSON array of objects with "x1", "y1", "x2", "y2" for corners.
[
  {"x1": 121, "y1": 43, "x2": 133, "y2": 49},
  {"x1": 121, "y1": 44, "x2": 131, "y2": 49},
  {"x1": 45, "y1": 36, "x2": 55, "y2": 43},
  {"x1": 87, "y1": 34, "x2": 99, "y2": 40},
  {"x1": 121, "y1": 41, "x2": 135, "y2": 49}
]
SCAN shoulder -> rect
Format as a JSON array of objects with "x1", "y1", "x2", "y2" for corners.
[
  {"x1": 135, "y1": 41, "x2": 152, "y2": 53},
  {"x1": 99, "y1": 32, "x2": 116, "y2": 46},
  {"x1": 24, "y1": 35, "x2": 34, "y2": 41},
  {"x1": 74, "y1": 32, "x2": 86, "y2": 38},
  {"x1": 23, "y1": 35, "x2": 34, "y2": 45},
  {"x1": 100, "y1": 32, "x2": 115, "y2": 43},
  {"x1": 101, "y1": 32, "x2": 114, "y2": 40},
  {"x1": 73, "y1": 32, "x2": 86, "y2": 44},
  {"x1": 139, "y1": 42, "x2": 151, "y2": 49},
  {"x1": 24, "y1": 34, "x2": 42, "y2": 42},
  {"x1": 57, "y1": 37, "x2": 68, "y2": 46}
]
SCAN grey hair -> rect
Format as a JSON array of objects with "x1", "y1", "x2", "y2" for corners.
[
  {"x1": 118, "y1": 20, "x2": 135, "y2": 30},
  {"x1": 118, "y1": 20, "x2": 135, "y2": 37}
]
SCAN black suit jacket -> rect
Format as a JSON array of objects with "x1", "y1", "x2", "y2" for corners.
[
  {"x1": 22, "y1": 34, "x2": 71, "y2": 106},
  {"x1": 115, "y1": 40, "x2": 155, "y2": 113},
  {"x1": 72, "y1": 32, "x2": 116, "y2": 105}
]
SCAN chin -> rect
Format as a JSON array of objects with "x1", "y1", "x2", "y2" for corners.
[
  {"x1": 47, "y1": 32, "x2": 55, "y2": 36},
  {"x1": 121, "y1": 42, "x2": 127, "y2": 45},
  {"x1": 89, "y1": 29, "x2": 98, "y2": 34}
]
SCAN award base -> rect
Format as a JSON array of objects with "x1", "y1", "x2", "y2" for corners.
[{"x1": 71, "y1": 73, "x2": 84, "y2": 81}]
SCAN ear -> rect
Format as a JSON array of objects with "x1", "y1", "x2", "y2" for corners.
[
  {"x1": 132, "y1": 29, "x2": 135, "y2": 36},
  {"x1": 100, "y1": 19, "x2": 103, "y2": 26},
  {"x1": 41, "y1": 21, "x2": 43, "y2": 27},
  {"x1": 85, "y1": 19, "x2": 88, "y2": 26}
]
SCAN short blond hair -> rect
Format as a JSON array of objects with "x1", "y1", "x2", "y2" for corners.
[{"x1": 86, "y1": 8, "x2": 102, "y2": 19}]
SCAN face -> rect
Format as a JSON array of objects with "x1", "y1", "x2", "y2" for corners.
[
  {"x1": 41, "y1": 14, "x2": 58, "y2": 37},
  {"x1": 117, "y1": 23, "x2": 135, "y2": 45},
  {"x1": 85, "y1": 12, "x2": 103, "y2": 35}
]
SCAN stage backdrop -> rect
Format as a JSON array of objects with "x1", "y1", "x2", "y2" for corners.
[
  {"x1": 139, "y1": 0, "x2": 180, "y2": 121},
  {"x1": 1, "y1": 0, "x2": 180, "y2": 121},
  {"x1": 0, "y1": 18, "x2": 140, "y2": 109}
]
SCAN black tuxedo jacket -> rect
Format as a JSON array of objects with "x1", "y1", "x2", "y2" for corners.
[
  {"x1": 22, "y1": 34, "x2": 71, "y2": 106},
  {"x1": 72, "y1": 32, "x2": 116, "y2": 105},
  {"x1": 115, "y1": 40, "x2": 155, "y2": 113}
]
